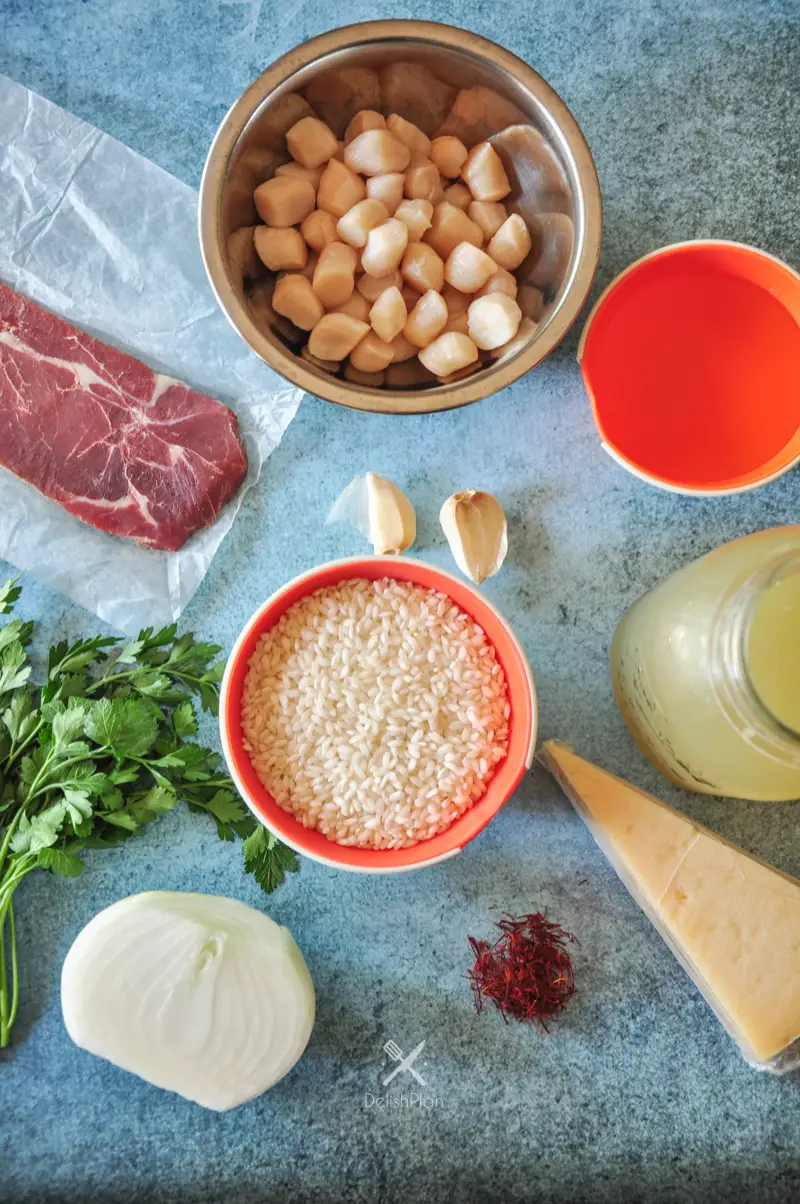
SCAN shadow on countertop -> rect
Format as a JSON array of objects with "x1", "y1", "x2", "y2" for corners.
[{"x1": 7, "y1": 1164, "x2": 798, "y2": 1204}]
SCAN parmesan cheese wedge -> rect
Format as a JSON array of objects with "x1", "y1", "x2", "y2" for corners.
[{"x1": 541, "y1": 740, "x2": 800, "y2": 1071}]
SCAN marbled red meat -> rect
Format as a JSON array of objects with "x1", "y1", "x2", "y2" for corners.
[{"x1": 0, "y1": 282, "x2": 248, "y2": 551}]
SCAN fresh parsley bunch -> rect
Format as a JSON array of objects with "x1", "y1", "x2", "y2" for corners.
[{"x1": 0, "y1": 578, "x2": 298, "y2": 1047}]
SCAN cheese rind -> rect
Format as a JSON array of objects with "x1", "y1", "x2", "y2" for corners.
[{"x1": 542, "y1": 740, "x2": 800, "y2": 1068}]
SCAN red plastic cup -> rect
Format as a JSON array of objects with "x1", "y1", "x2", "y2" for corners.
[
  {"x1": 220, "y1": 557, "x2": 537, "y2": 873},
  {"x1": 578, "y1": 241, "x2": 800, "y2": 494}
]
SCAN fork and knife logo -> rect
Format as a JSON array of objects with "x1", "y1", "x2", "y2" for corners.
[{"x1": 382, "y1": 1038, "x2": 426, "y2": 1086}]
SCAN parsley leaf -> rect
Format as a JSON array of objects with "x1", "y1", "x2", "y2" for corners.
[
  {"x1": 188, "y1": 789, "x2": 251, "y2": 840},
  {"x1": 172, "y1": 700, "x2": 198, "y2": 738},
  {"x1": 3, "y1": 689, "x2": 40, "y2": 744},
  {"x1": 48, "y1": 634, "x2": 118, "y2": 682},
  {"x1": 101, "y1": 811, "x2": 140, "y2": 832},
  {"x1": 137, "y1": 785, "x2": 178, "y2": 814},
  {"x1": 37, "y1": 846, "x2": 85, "y2": 878},
  {"x1": 85, "y1": 698, "x2": 158, "y2": 758},
  {"x1": 62, "y1": 786, "x2": 94, "y2": 827},
  {"x1": 0, "y1": 641, "x2": 32, "y2": 696},
  {"x1": 10, "y1": 803, "x2": 68, "y2": 854},
  {"x1": 0, "y1": 576, "x2": 22, "y2": 614},
  {"x1": 52, "y1": 704, "x2": 89, "y2": 750},
  {"x1": 0, "y1": 618, "x2": 34, "y2": 655},
  {"x1": 205, "y1": 791, "x2": 248, "y2": 827},
  {"x1": 242, "y1": 825, "x2": 300, "y2": 894}
]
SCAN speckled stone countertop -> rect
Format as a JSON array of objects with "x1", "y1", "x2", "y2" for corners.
[{"x1": 1, "y1": 2, "x2": 799, "y2": 1201}]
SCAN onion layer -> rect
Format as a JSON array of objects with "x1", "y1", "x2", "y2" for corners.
[{"x1": 61, "y1": 891, "x2": 315, "y2": 1111}]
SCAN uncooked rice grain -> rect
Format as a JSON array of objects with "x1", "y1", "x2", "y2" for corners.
[{"x1": 241, "y1": 578, "x2": 510, "y2": 849}]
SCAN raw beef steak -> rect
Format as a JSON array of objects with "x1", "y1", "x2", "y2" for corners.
[{"x1": 0, "y1": 282, "x2": 248, "y2": 551}]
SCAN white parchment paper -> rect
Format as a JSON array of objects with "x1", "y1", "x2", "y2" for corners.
[{"x1": 0, "y1": 75, "x2": 302, "y2": 634}]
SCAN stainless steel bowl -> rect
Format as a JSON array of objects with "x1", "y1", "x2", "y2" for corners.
[{"x1": 199, "y1": 20, "x2": 602, "y2": 414}]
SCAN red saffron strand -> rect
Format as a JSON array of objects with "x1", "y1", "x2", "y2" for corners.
[{"x1": 467, "y1": 912, "x2": 578, "y2": 1031}]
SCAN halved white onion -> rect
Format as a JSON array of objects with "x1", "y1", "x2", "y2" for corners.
[{"x1": 61, "y1": 891, "x2": 315, "y2": 1111}]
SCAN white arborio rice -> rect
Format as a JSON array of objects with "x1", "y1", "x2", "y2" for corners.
[{"x1": 241, "y1": 578, "x2": 510, "y2": 850}]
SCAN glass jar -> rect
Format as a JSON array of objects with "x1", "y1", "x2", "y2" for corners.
[{"x1": 610, "y1": 526, "x2": 800, "y2": 800}]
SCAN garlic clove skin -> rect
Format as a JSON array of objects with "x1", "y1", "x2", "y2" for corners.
[
  {"x1": 439, "y1": 490, "x2": 508, "y2": 583},
  {"x1": 327, "y1": 472, "x2": 416, "y2": 554}
]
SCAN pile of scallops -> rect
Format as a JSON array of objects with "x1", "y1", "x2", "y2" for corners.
[{"x1": 247, "y1": 109, "x2": 543, "y2": 389}]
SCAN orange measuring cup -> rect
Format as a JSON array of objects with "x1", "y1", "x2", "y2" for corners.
[{"x1": 578, "y1": 241, "x2": 800, "y2": 495}]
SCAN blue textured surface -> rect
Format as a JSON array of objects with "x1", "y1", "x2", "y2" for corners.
[{"x1": 1, "y1": 2, "x2": 800, "y2": 1201}]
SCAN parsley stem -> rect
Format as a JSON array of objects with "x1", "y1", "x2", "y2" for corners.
[
  {"x1": 0, "y1": 809, "x2": 24, "y2": 880},
  {"x1": 85, "y1": 668, "x2": 141, "y2": 692},
  {"x1": 24, "y1": 746, "x2": 111, "y2": 805},
  {"x1": 0, "y1": 856, "x2": 36, "y2": 908},
  {"x1": 22, "y1": 746, "x2": 57, "y2": 804},
  {"x1": 0, "y1": 904, "x2": 7, "y2": 1048},
  {"x1": 0, "y1": 870, "x2": 28, "y2": 1047},
  {"x1": 86, "y1": 665, "x2": 219, "y2": 695},
  {"x1": 4, "y1": 717, "x2": 46, "y2": 774},
  {"x1": 6, "y1": 900, "x2": 18, "y2": 1035}
]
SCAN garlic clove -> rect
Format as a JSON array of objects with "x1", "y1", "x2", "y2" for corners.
[
  {"x1": 439, "y1": 490, "x2": 508, "y2": 583},
  {"x1": 328, "y1": 472, "x2": 416, "y2": 554},
  {"x1": 367, "y1": 473, "x2": 416, "y2": 553}
]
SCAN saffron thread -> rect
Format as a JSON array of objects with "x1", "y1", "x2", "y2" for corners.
[{"x1": 468, "y1": 911, "x2": 578, "y2": 1031}]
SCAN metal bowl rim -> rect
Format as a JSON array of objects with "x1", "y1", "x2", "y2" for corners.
[{"x1": 198, "y1": 19, "x2": 603, "y2": 414}]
